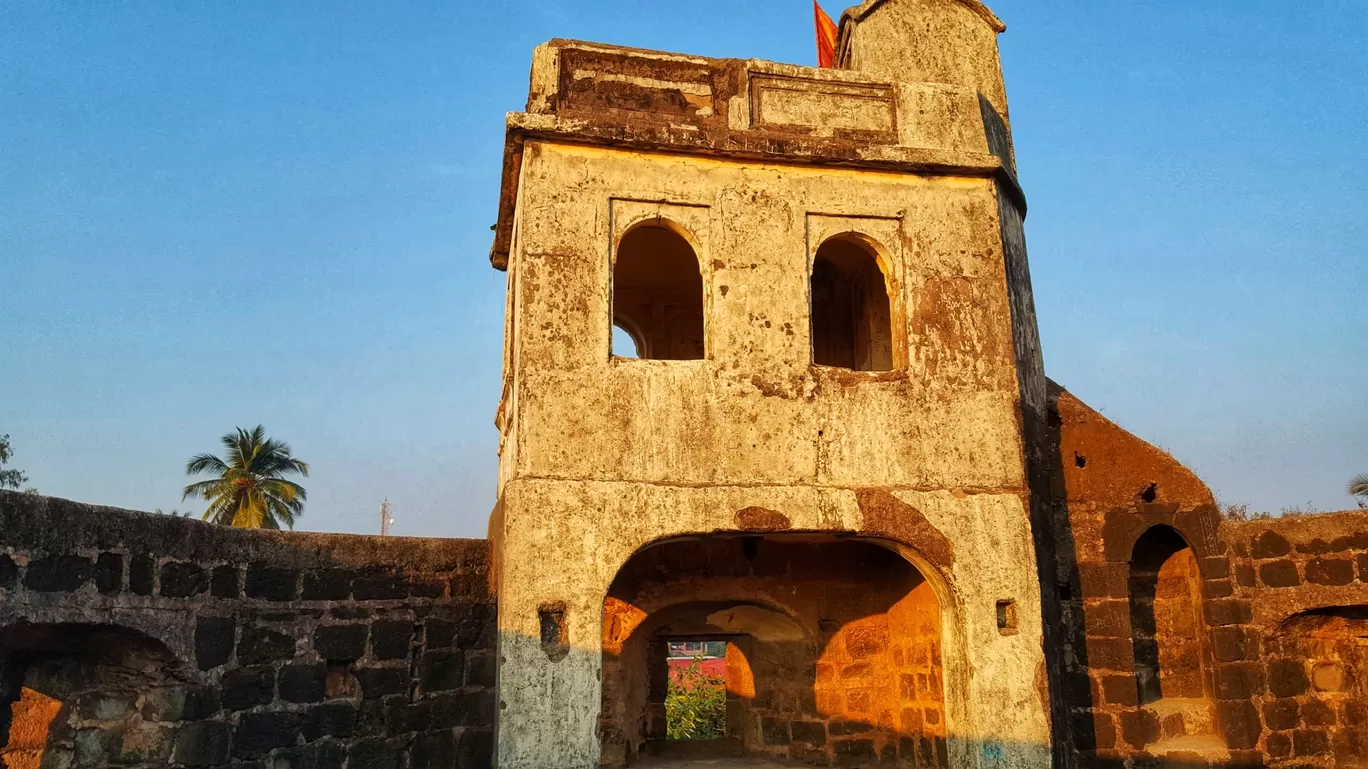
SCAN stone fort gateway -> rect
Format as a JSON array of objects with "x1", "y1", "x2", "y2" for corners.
[{"x1": 2, "y1": 1, "x2": 1365, "y2": 768}]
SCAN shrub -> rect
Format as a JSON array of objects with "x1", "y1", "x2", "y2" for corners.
[{"x1": 665, "y1": 658, "x2": 727, "y2": 740}]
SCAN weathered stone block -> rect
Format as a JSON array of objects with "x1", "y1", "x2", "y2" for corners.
[
  {"x1": 457, "y1": 729, "x2": 493, "y2": 769},
  {"x1": 1085, "y1": 638, "x2": 1134, "y2": 671},
  {"x1": 223, "y1": 666, "x2": 275, "y2": 711},
  {"x1": 175, "y1": 721, "x2": 231, "y2": 766},
  {"x1": 142, "y1": 684, "x2": 219, "y2": 722},
  {"x1": 455, "y1": 604, "x2": 495, "y2": 650},
  {"x1": 1100, "y1": 674, "x2": 1140, "y2": 706},
  {"x1": 1233, "y1": 563, "x2": 1256, "y2": 587},
  {"x1": 412, "y1": 728, "x2": 455, "y2": 769},
  {"x1": 384, "y1": 699, "x2": 432, "y2": 736},
  {"x1": 160, "y1": 561, "x2": 208, "y2": 597},
  {"x1": 1268, "y1": 658, "x2": 1310, "y2": 698},
  {"x1": 279, "y1": 663, "x2": 327, "y2": 704},
  {"x1": 1198, "y1": 556, "x2": 1230, "y2": 579},
  {"x1": 762, "y1": 717, "x2": 790, "y2": 746},
  {"x1": 118, "y1": 724, "x2": 173, "y2": 763},
  {"x1": 1265, "y1": 731, "x2": 1291, "y2": 758},
  {"x1": 233, "y1": 712, "x2": 303, "y2": 758},
  {"x1": 95, "y1": 552, "x2": 122, "y2": 595},
  {"x1": 791, "y1": 720, "x2": 826, "y2": 746},
  {"x1": 0, "y1": 553, "x2": 18, "y2": 587},
  {"x1": 314, "y1": 624, "x2": 368, "y2": 661},
  {"x1": 1258, "y1": 560, "x2": 1300, "y2": 587},
  {"x1": 302, "y1": 701, "x2": 357, "y2": 741},
  {"x1": 1215, "y1": 662, "x2": 1264, "y2": 700},
  {"x1": 430, "y1": 689, "x2": 496, "y2": 729},
  {"x1": 1293, "y1": 728, "x2": 1330, "y2": 756},
  {"x1": 196, "y1": 616, "x2": 236, "y2": 670},
  {"x1": 1203, "y1": 599, "x2": 1253, "y2": 626},
  {"x1": 1118, "y1": 709, "x2": 1159, "y2": 749},
  {"x1": 347, "y1": 737, "x2": 401, "y2": 769},
  {"x1": 465, "y1": 650, "x2": 496, "y2": 688},
  {"x1": 74, "y1": 728, "x2": 120, "y2": 767},
  {"x1": 425, "y1": 618, "x2": 457, "y2": 649},
  {"x1": 25, "y1": 554, "x2": 92, "y2": 592},
  {"x1": 211, "y1": 564, "x2": 240, "y2": 598},
  {"x1": 302, "y1": 569, "x2": 353, "y2": 601},
  {"x1": 370, "y1": 620, "x2": 413, "y2": 660},
  {"x1": 355, "y1": 667, "x2": 409, "y2": 698},
  {"x1": 1202, "y1": 579, "x2": 1234, "y2": 599},
  {"x1": 239, "y1": 625, "x2": 297, "y2": 665},
  {"x1": 129, "y1": 553, "x2": 155, "y2": 595},
  {"x1": 419, "y1": 649, "x2": 464, "y2": 692},
  {"x1": 1217, "y1": 700, "x2": 1261, "y2": 749},
  {"x1": 1263, "y1": 699, "x2": 1299, "y2": 730},
  {"x1": 1302, "y1": 698, "x2": 1336, "y2": 727},
  {"x1": 449, "y1": 573, "x2": 491, "y2": 601},
  {"x1": 269, "y1": 743, "x2": 346, "y2": 769},
  {"x1": 1250, "y1": 531, "x2": 1291, "y2": 559},
  {"x1": 1212, "y1": 626, "x2": 1251, "y2": 662},
  {"x1": 353, "y1": 569, "x2": 407, "y2": 600},
  {"x1": 833, "y1": 738, "x2": 877, "y2": 759},
  {"x1": 1305, "y1": 557, "x2": 1354, "y2": 586},
  {"x1": 77, "y1": 692, "x2": 136, "y2": 721},
  {"x1": 246, "y1": 563, "x2": 299, "y2": 601},
  {"x1": 1082, "y1": 599, "x2": 1130, "y2": 638}
]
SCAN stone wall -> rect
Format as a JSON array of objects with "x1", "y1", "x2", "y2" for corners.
[
  {"x1": 1045, "y1": 384, "x2": 1368, "y2": 767},
  {"x1": 0, "y1": 491, "x2": 495, "y2": 769}
]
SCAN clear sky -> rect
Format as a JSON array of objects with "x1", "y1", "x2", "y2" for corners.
[{"x1": 2, "y1": 1, "x2": 1364, "y2": 537}]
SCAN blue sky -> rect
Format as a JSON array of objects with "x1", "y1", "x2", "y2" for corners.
[{"x1": 2, "y1": 1, "x2": 1364, "y2": 537}]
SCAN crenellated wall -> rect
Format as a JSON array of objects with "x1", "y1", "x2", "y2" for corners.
[{"x1": 0, "y1": 491, "x2": 496, "y2": 769}]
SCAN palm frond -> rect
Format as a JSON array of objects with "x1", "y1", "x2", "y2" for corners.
[{"x1": 1350, "y1": 473, "x2": 1368, "y2": 498}]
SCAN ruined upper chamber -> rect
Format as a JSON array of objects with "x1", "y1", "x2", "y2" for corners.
[{"x1": 489, "y1": 0, "x2": 1017, "y2": 269}]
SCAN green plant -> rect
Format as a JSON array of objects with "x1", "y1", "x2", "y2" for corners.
[
  {"x1": 665, "y1": 658, "x2": 727, "y2": 741},
  {"x1": 183, "y1": 425, "x2": 309, "y2": 529},
  {"x1": 0, "y1": 434, "x2": 29, "y2": 491}
]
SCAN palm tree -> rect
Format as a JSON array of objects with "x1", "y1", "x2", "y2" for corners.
[
  {"x1": 183, "y1": 426, "x2": 309, "y2": 529},
  {"x1": 1351, "y1": 473, "x2": 1368, "y2": 506}
]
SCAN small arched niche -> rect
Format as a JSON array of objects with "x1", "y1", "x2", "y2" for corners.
[
  {"x1": 612, "y1": 222, "x2": 705, "y2": 361},
  {"x1": 1, "y1": 624, "x2": 188, "y2": 769},
  {"x1": 600, "y1": 535, "x2": 946, "y2": 767},
  {"x1": 1128, "y1": 526, "x2": 1221, "y2": 750},
  {"x1": 810, "y1": 235, "x2": 895, "y2": 372}
]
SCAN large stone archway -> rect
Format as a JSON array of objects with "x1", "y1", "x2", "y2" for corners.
[{"x1": 600, "y1": 535, "x2": 949, "y2": 767}]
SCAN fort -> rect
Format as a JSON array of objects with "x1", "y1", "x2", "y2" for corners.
[{"x1": 3, "y1": 1, "x2": 1365, "y2": 768}]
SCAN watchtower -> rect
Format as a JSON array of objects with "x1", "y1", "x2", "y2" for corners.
[{"x1": 486, "y1": 1, "x2": 1054, "y2": 766}]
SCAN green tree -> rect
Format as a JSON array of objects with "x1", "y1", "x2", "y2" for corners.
[
  {"x1": 183, "y1": 425, "x2": 309, "y2": 529},
  {"x1": 664, "y1": 658, "x2": 727, "y2": 740},
  {"x1": 1351, "y1": 473, "x2": 1368, "y2": 507},
  {"x1": 0, "y1": 434, "x2": 29, "y2": 491}
]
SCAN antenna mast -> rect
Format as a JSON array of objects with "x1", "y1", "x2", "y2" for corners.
[{"x1": 380, "y1": 498, "x2": 394, "y2": 536}]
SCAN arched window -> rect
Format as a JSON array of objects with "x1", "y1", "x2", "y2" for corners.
[
  {"x1": 810, "y1": 236, "x2": 894, "y2": 371},
  {"x1": 612, "y1": 223, "x2": 704, "y2": 361}
]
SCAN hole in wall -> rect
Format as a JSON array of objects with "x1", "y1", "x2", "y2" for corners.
[
  {"x1": 995, "y1": 600, "x2": 1018, "y2": 635},
  {"x1": 1074, "y1": 452, "x2": 1087, "y2": 469},
  {"x1": 1140, "y1": 483, "x2": 1158, "y2": 504},
  {"x1": 539, "y1": 602, "x2": 569, "y2": 663}
]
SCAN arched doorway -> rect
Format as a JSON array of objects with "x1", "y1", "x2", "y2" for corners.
[
  {"x1": 1128, "y1": 525, "x2": 1221, "y2": 751},
  {"x1": 810, "y1": 234, "x2": 894, "y2": 372},
  {"x1": 600, "y1": 535, "x2": 947, "y2": 767},
  {"x1": 1, "y1": 624, "x2": 191, "y2": 769}
]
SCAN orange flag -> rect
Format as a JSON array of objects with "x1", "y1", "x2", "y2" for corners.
[{"x1": 814, "y1": 1, "x2": 838, "y2": 68}]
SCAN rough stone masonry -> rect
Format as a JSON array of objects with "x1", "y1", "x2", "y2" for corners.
[{"x1": 4, "y1": 1, "x2": 1366, "y2": 768}]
